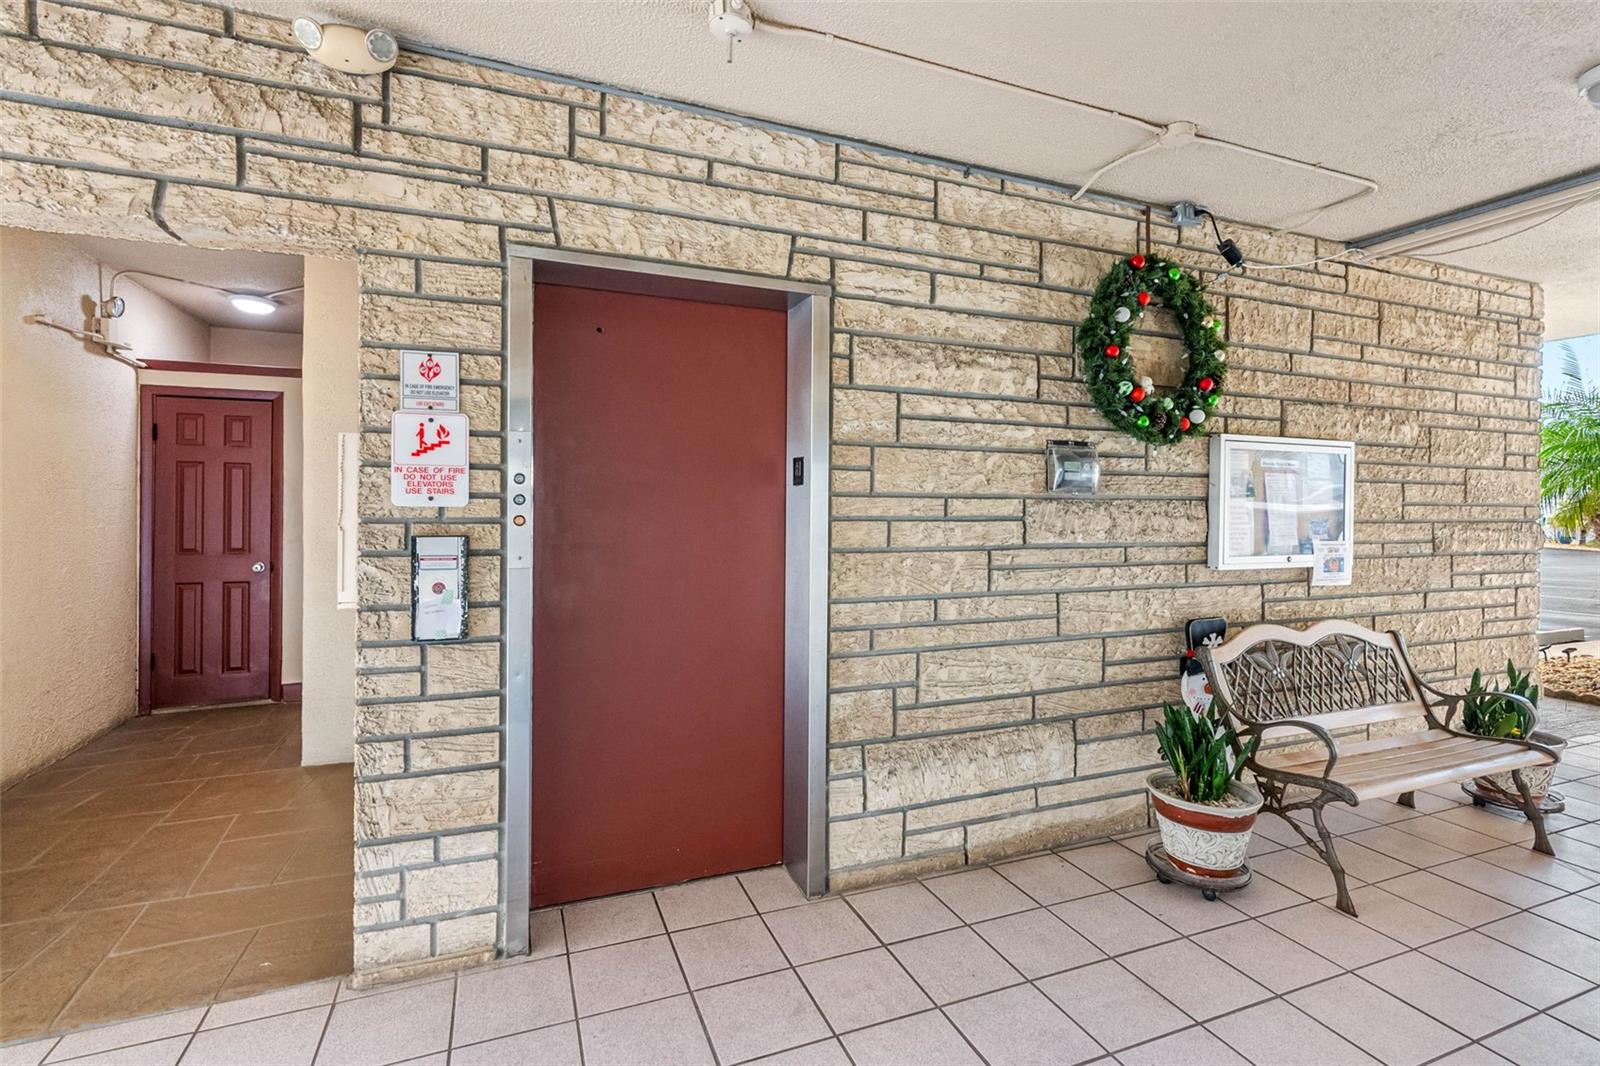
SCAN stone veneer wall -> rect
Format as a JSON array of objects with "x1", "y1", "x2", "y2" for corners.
[{"x1": 0, "y1": 0, "x2": 1545, "y2": 979}]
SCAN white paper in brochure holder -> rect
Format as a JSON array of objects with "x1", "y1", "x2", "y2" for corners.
[
  {"x1": 1311, "y1": 540, "x2": 1353, "y2": 587},
  {"x1": 412, "y1": 535, "x2": 467, "y2": 642}
]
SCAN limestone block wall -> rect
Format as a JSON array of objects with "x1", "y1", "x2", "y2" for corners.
[{"x1": 0, "y1": 0, "x2": 1544, "y2": 978}]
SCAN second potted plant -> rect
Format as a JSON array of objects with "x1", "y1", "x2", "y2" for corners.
[
  {"x1": 1462, "y1": 660, "x2": 1567, "y2": 807},
  {"x1": 1148, "y1": 700, "x2": 1263, "y2": 884}
]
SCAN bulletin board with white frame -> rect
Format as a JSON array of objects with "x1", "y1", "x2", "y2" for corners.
[{"x1": 1207, "y1": 434, "x2": 1356, "y2": 570}]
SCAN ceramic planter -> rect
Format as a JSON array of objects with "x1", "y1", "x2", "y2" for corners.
[
  {"x1": 1147, "y1": 772, "x2": 1263, "y2": 878},
  {"x1": 1474, "y1": 730, "x2": 1566, "y2": 804}
]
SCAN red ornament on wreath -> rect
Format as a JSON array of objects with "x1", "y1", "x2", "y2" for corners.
[
  {"x1": 1137, "y1": 291, "x2": 1152, "y2": 306},
  {"x1": 1129, "y1": 254, "x2": 1146, "y2": 269},
  {"x1": 1180, "y1": 417, "x2": 1192, "y2": 431},
  {"x1": 1130, "y1": 386, "x2": 1146, "y2": 402},
  {"x1": 1104, "y1": 344, "x2": 1120, "y2": 358},
  {"x1": 1199, "y1": 377, "x2": 1215, "y2": 392}
]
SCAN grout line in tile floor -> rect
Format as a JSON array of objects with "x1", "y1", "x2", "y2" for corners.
[
  {"x1": 648, "y1": 881, "x2": 722, "y2": 1066},
  {"x1": 0, "y1": 702, "x2": 352, "y2": 1045},
  {"x1": 556, "y1": 909, "x2": 585, "y2": 1066},
  {"x1": 6, "y1": 746, "x2": 1599, "y2": 1064},
  {"x1": 513, "y1": 788, "x2": 1599, "y2": 1064}
]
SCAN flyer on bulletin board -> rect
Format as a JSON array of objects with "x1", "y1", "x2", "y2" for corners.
[{"x1": 1310, "y1": 540, "x2": 1353, "y2": 587}]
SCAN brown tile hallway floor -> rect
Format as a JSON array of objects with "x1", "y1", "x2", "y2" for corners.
[
  {"x1": 0, "y1": 703, "x2": 352, "y2": 1043},
  {"x1": 4, "y1": 733, "x2": 1600, "y2": 1064}
]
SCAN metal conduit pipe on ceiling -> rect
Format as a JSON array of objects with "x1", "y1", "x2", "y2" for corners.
[{"x1": 752, "y1": 13, "x2": 1380, "y2": 234}]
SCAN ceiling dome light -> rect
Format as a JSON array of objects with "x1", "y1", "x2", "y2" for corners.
[
  {"x1": 290, "y1": 18, "x2": 399, "y2": 74},
  {"x1": 229, "y1": 294, "x2": 278, "y2": 316}
]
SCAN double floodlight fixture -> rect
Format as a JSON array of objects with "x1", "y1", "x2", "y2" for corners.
[{"x1": 292, "y1": 17, "x2": 399, "y2": 74}]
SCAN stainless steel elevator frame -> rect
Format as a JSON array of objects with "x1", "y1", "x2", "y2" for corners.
[{"x1": 502, "y1": 246, "x2": 830, "y2": 955}]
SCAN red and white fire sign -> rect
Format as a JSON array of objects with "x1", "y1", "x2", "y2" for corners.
[
  {"x1": 391, "y1": 411, "x2": 469, "y2": 507},
  {"x1": 400, "y1": 350, "x2": 459, "y2": 411}
]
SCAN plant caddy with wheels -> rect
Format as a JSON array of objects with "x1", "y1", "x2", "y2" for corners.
[{"x1": 1146, "y1": 700, "x2": 1262, "y2": 899}]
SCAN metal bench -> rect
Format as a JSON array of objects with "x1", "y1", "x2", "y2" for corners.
[{"x1": 1199, "y1": 619, "x2": 1560, "y2": 916}]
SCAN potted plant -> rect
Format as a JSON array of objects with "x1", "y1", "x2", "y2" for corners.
[
  {"x1": 1148, "y1": 701, "x2": 1263, "y2": 878},
  {"x1": 1462, "y1": 660, "x2": 1567, "y2": 805}
]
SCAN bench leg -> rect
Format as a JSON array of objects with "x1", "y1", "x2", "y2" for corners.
[
  {"x1": 1397, "y1": 791, "x2": 1416, "y2": 809},
  {"x1": 1511, "y1": 769, "x2": 1555, "y2": 855},
  {"x1": 1311, "y1": 803, "x2": 1358, "y2": 916}
]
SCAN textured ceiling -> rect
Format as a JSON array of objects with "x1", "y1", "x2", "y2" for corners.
[
  {"x1": 246, "y1": 0, "x2": 1600, "y2": 337},
  {"x1": 67, "y1": 235, "x2": 304, "y2": 331}
]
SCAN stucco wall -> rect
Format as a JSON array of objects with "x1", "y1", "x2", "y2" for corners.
[
  {"x1": 0, "y1": 227, "x2": 139, "y2": 785},
  {"x1": 0, "y1": 1, "x2": 1544, "y2": 979},
  {"x1": 210, "y1": 325, "x2": 301, "y2": 367},
  {"x1": 107, "y1": 273, "x2": 211, "y2": 361},
  {"x1": 300, "y1": 256, "x2": 359, "y2": 766}
]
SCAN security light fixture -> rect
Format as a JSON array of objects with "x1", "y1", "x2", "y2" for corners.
[
  {"x1": 290, "y1": 17, "x2": 399, "y2": 74},
  {"x1": 228, "y1": 294, "x2": 279, "y2": 316},
  {"x1": 1581, "y1": 62, "x2": 1600, "y2": 108},
  {"x1": 1197, "y1": 209, "x2": 1246, "y2": 269},
  {"x1": 291, "y1": 16, "x2": 322, "y2": 51}
]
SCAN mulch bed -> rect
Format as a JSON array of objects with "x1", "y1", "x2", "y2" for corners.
[{"x1": 1542, "y1": 655, "x2": 1600, "y2": 707}]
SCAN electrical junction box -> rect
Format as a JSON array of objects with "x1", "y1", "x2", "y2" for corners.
[{"x1": 1045, "y1": 439, "x2": 1100, "y2": 496}]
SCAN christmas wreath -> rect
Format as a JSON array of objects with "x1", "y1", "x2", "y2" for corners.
[{"x1": 1079, "y1": 253, "x2": 1226, "y2": 446}]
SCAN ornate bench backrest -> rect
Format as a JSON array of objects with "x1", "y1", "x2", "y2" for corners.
[{"x1": 1198, "y1": 620, "x2": 1428, "y2": 735}]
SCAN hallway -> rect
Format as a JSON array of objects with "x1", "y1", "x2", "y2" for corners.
[{"x1": 0, "y1": 704, "x2": 352, "y2": 1041}]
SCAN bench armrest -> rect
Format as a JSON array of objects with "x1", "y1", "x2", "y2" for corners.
[{"x1": 1242, "y1": 718, "x2": 1339, "y2": 781}]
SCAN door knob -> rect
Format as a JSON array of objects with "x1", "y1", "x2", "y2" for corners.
[{"x1": 251, "y1": 561, "x2": 267, "y2": 573}]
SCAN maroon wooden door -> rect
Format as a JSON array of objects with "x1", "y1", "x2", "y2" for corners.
[
  {"x1": 531, "y1": 283, "x2": 786, "y2": 907},
  {"x1": 149, "y1": 394, "x2": 275, "y2": 708}
]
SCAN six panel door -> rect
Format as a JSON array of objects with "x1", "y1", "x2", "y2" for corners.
[
  {"x1": 149, "y1": 395, "x2": 275, "y2": 708},
  {"x1": 531, "y1": 283, "x2": 787, "y2": 907}
]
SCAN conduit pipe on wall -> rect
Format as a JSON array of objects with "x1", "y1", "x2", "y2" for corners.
[
  {"x1": 752, "y1": 14, "x2": 1378, "y2": 233},
  {"x1": 22, "y1": 314, "x2": 147, "y2": 369}
]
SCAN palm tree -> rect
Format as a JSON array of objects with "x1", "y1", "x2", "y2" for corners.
[{"x1": 1541, "y1": 368, "x2": 1600, "y2": 543}]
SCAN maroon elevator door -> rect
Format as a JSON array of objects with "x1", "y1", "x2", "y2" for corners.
[
  {"x1": 531, "y1": 283, "x2": 787, "y2": 907},
  {"x1": 149, "y1": 395, "x2": 275, "y2": 708}
]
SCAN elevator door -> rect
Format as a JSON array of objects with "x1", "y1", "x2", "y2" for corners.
[{"x1": 531, "y1": 283, "x2": 787, "y2": 907}]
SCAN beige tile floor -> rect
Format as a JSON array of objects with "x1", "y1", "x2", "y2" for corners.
[
  {"x1": 3, "y1": 733, "x2": 1599, "y2": 1065},
  {"x1": 0, "y1": 704, "x2": 353, "y2": 1044}
]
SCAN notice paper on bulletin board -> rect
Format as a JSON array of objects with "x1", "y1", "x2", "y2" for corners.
[
  {"x1": 412, "y1": 535, "x2": 467, "y2": 641},
  {"x1": 1311, "y1": 540, "x2": 1353, "y2": 587}
]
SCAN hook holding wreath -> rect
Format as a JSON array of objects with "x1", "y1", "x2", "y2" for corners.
[{"x1": 1079, "y1": 253, "x2": 1226, "y2": 446}]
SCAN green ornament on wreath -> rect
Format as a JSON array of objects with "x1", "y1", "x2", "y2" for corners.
[{"x1": 1079, "y1": 253, "x2": 1226, "y2": 446}]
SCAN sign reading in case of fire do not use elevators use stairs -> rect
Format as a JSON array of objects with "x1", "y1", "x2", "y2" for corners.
[{"x1": 391, "y1": 350, "x2": 467, "y2": 507}]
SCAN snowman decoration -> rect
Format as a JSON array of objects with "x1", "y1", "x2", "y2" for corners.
[{"x1": 1179, "y1": 619, "x2": 1228, "y2": 714}]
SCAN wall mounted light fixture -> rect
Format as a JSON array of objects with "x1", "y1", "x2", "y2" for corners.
[{"x1": 291, "y1": 17, "x2": 398, "y2": 74}]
